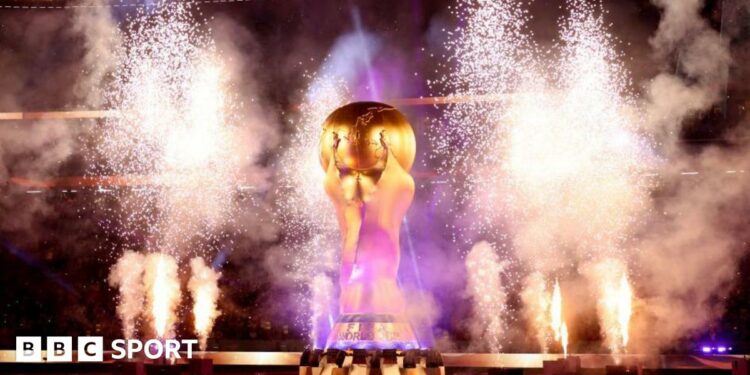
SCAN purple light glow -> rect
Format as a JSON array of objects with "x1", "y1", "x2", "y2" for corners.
[
  {"x1": 328, "y1": 339, "x2": 420, "y2": 350},
  {"x1": 701, "y1": 346, "x2": 712, "y2": 353},
  {"x1": 717, "y1": 346, "x2": 726, "y2": 353}
]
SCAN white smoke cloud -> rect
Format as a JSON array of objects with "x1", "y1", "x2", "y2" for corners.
[
  {"x1": 108, "y1": 250, "x2": 146, "y2": 339},
  {"x1": 628, "y1": 0, "x2": 744, "y2": 352},
  {"x1": 631, "y1": 147, "x2": 750, "y2": 351},
  {"x1": 188, "y1": 257, "x2": 222, "y2": 351},
  {"x1": 643, "y1": 0, "x2": 731, "y2": 146}
]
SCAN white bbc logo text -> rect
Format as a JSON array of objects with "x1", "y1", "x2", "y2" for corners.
[
  {"x1": 15, "y1": 337, "x2": 41, "y2": 362},
  {"x1": 16, "y1": 336, "x2": 103, "y2": 362},
  {"x1": 15, "y1": 336, "x2": 198, "y2": 362}
]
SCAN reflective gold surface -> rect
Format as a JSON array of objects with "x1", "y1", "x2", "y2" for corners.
[
  {"x1": 320, "y1": 102, "x2": 418, "y2": 349},
  {"x1": 320, "y1": 102, "x2": 416, "y2": 176}
]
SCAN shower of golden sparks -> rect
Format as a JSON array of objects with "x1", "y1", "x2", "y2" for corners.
[
  {"x1": 93, "y1": 2, "x2": 246, "y2": 257},
  {"x1": 561, "y1": 322, "x2": 569, "y2": 356}
]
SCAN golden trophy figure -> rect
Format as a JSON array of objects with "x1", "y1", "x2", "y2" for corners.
[{"x1": 320, "y1": 101, "x2": 419, "y2": 349}]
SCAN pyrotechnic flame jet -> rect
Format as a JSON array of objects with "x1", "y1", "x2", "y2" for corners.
[
  {"x1": 618, "y1": 274, "x2": 632, "y2": 348},
  {"x1": 189, "y1": 257, "x2": 221, "y2": 352},
  {"x1": 551, "y1": 279, "x2": 563, "y2": 342},
  {"x1": 145, "y1": 253, "x2": 181, "y2": 339}
]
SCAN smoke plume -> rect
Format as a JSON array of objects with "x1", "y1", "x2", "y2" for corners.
[
  {"x1": 108, "y1": 250, "x2": 146, "y2": 339},
  {"x1": 643, "y1": 0, "x2": 731, "y2": 146},
  {"x1": 628, "y1": 0, "x2": 744, "y2": 352},
  {"x1": 188, "y1": 257, "x2": 222, "y2": 351}
]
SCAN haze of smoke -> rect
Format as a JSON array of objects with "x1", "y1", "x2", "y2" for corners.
[
  {"x1": 0, "y1": 9, "x2": 93, "y2": 241},
  {"x1": 108, "y1": 250, "x2": 146, "y2": 339},
  {"x1": 0, "y1": 124, "x2": 78, "y2": 234},
  {"x1": 644, "y1": 0, "x2": 731, "y2": 148},
  {"x1": 628, "y1": 0, "x2": 743, "y2": 352},
  {"x1": 631, "y1": 147, "x2": 750, "y2": 351},
  {"x1": 72, "y1": 3, "x2": 120, "y2": 108},
  {"x1": 143, "y1": 252, "x2": 181, "y2": 339},
  {"x1": 433, "y1": 0, "x2": 742, "y2": 354},
  {"x1": 465, "y1": 241, "x2": 507, "y2": 352},
  {"x1": 188, "y1": 257, "x2": 222, "y2": 351},
  {"x1": 510, "y1": 1, "x2": 650, "y2": 354},
  {"x1": 428, "y1": 0, "x2": 537, "y2": 351},
  {"x1": 322, "y1": 31, "x2": 382, "y2": 94}
]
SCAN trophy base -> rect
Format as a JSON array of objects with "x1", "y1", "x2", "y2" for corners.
[{"x1": 325, "y1": 313, "x2": 420, "y2": 350}]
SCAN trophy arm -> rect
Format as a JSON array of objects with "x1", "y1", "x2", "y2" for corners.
[{"x1": 323, "y1": 147, "x2": 362, "y2": 285}]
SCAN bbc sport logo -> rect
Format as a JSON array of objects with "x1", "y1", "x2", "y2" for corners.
[{"x1": 16, "y1": 336, "x2": 198, "y2": 362}]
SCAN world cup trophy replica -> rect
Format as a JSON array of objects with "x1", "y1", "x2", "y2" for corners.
[{"x1": 320, "y1": 101, "x2": 419, "y2": 349}]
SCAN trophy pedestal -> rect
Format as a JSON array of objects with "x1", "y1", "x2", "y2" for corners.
[{"x1": 325, "y1": 314, "x2": 419, "y2": 350}]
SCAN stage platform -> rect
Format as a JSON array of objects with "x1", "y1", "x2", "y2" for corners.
[{"x1": 0, "y1": 351, "x2": 747, "y2": 374}]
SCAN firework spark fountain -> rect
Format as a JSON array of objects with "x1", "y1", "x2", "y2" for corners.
[
  {"x1": 551, "y1": 280, "x2": 563, "y2": 343},
  {"x1": 429, "y1": 0, "x2": 535, "y2": 242},
  {"x1": 188, "y1": 257, "x2": 222, "y2": 352},
  {"x1": 92, "y1": 2, "x2": 250, "y2": 259},
  {"x1": 585, "y1": 258, "x2": 633, "y2": 353},
  {"x1": 502, "y1": 0, "x2": 652, "y2": 272},
  {"x1": 108, "y1": 251, "x2": 146, "y2": 339},
  {"x1": 550, "y1": 279, "x2": 571, "y2": 354},
  {"x1": 465, "y1": 241, "x2": 507, "y2": 352},
  {"x1": 617, "y1": 274, "x2": 632, "y2": 349},
  {"x1": 144, "y1": 252, "x2": 182, "y2": 339},
  {"x1": 434, "y1": 0, "x2": 652, "y2": 352},
  {"x1": 521, "y1": 274, "x2": 568, "y2": 353}
]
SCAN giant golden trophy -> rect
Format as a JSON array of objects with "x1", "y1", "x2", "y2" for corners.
[{"x1": 320, "y1": 101, "x2": 419, "y2": 349}]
